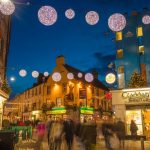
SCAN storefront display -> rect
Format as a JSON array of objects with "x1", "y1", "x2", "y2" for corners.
[{"x1": 126, "y1": 110, "x2": 143, "y2": 135}]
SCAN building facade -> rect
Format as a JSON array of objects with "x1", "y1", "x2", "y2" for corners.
[
  {"x1": 115, "y1": 9, "x2": 150, "y2": 89},
  {"x1": 8, "y1": 56, "x2": 109, "y2": 122},
  {"x1": 0, "y1": 13, "x2": 11, "y2": 129},
  {"x1": 112, "y1": 87, "x2": 150, "y2": 138}
]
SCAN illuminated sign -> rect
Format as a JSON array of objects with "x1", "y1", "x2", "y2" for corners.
[
  {"x1": 105, "y1": 73, "x2": 116, "y2": 84},
  {"x1": 47, "y1": 107, "x2": 66, "y2": 115},
  {"x1": 122, "y1": 91, "x2": 150, "y2": 103},
  {"x1": 80, "y1": 107, "x2": 94, "y2": 114}
]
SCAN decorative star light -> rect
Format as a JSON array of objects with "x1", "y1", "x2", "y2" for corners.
[
  {"x1": 44, "y1": 71, "x2": 49, "y2": 77},
  {"x1": 0, "y1": 0, "x2": 15, "y2": 15},
  {"x1": 52, "y1": 72, "x2": 61, "y2": 82},
  {"x1": 78, "y1": 72, "x2": 83, "y2": 78},
  {"x1": 108, "y1": 13, "x2": 126, "y2": 32},
  {"x1": 105, "y1": 73, "x2": 116, "y2": 84},
  {"x1": 32, "y1": 71, "x2": 39, "y2": 78},
  {"x1": 19, "y1": 69, "x2": 27, "y2": 77},
  {"x1": 38, "y1": 6, "x2": 57, "y2": 26},
  {"x1": 85, "y1": 11, "x2": 99, "y2": 25},
  {"x1": 142, "y1": 15, "x2": 150, "y2": 25},
  {"x1": 65, "y1": 8, "x2": 75, "y2": 19},
  {"x1": 67, "y1": 73, "x2": 74, "y2": 80},
  {"x1": 85, "y1": 73, "x2": 94, "y2": 82}
]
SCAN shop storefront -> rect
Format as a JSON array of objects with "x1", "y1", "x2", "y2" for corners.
[
  {"x1": 80, "y1": 107, "x2": 94, "y2": 123},
  {"x1": 112, "y1": 87, "x2": 150, "y2": 138},
  {"x1": 31, "y1": 110, "x2": 42, "y2": 121},
  {"x1": 0, "y1": 89, "x2": 9, "y2": 129},
  {"x1": 47, "y1": 106, "x2": 67, "y2": 120}
]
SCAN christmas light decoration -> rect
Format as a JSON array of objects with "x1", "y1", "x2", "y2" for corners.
[
  {"x1": 65, "y1": 8, "x2": 75, "y2": 19},
  {"x1": 38, "y1": 6, "x2": 57, "y2": 26},
  {"x1": 67, "y1": 73, "x2": 74, "y2": 80},
  {"x1": 108, "y1": 13, "x2": 126, "y2": 32},
  {"x1": 32, "y1": 71, "x2": 39, "y2": 78},
  {"x1": 10, "y1": 76, "x2": 15, "y2": 82},
  {"x1": 85, "y1": 11, "x2": 99, "y2": 25},
  {"x1": 44, "y1": 71, "x2": 49, "y2": 77},
  {"x1": 85, "y1": 73, "x2": 94, "y2": 82},
  {"x1": 19, "y1": 69, "x2": 27, "y2": 77},
  {"x1": 78, "y1": 72, "x2": 83, "y2": 78},
  {"x1": 0, "y1": 0, "x2": 15, "y2": 15},
  {"x1": 105, "y1": 73, "x2": 116, "y2": 84},
  {"x1": 142, "y1": 15, "x2": 150, "y2": 25},
  {"x1": 52, "y1": 72, "x2": 61, "y2": 82}
]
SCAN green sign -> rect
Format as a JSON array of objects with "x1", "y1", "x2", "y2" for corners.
[
  {"x1": 47, "y1": 107, "x2": 66, "y2": 115},
  {"x1": 80, "y1": 107, "x2": 94, "y2": 114}
]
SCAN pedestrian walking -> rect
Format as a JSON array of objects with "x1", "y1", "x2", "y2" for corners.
[{"x1": 130, "y1": 120, "x2": 138, "y2": 138}]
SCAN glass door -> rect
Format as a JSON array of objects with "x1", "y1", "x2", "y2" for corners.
[{"x1": 126, "y1": 109, "x2": 143, "y2": 135}]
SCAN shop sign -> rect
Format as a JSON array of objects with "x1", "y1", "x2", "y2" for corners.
[
  {"x1": 122, "y1": 91, "x2": 150, "y2": 103},
  {"x1": 80, "y1": 107, "x2": 94, "y2": 114}
]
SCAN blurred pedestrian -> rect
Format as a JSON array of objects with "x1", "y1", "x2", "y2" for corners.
[
  {"x1": 115, "y1": 119, "x2": 125, "y2": 149},
  {"x1": 130, "y1": 120, "x2": 138, "y2": 138}
]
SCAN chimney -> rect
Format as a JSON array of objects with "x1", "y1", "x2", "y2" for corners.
[
  {"x1": 92, "y1": 69, "x2": 98, "y2": 79},
  {"x1": 56, "y1": 55, "x2": 65, "y2": 66}
]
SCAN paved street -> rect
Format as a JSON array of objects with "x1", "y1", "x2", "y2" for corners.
[{"x1": 14, "y1": 137, "x2": 150, "y2": 150}]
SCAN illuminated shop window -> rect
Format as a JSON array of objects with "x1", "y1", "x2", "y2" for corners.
[
  {"x1": 118, "y1": 66, "x2": 125, "y2": 89},
  {"x1": 116, "y1": 31, "x2": 122, "y2": 41},
  {"x1": 139, "y1": 45, "x2": 144, "y2": 54},
  {"x1": 137, "y1": 27, "x2": 143, "y2": 37},
  {"x1": 117, "y1": 49, "x2": 123, "y2": 58}
]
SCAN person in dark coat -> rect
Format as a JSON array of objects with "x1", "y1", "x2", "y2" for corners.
[
  {"x1": 102, "y1": 122, "x2": 114, "y2": 150},
  {"x1": 63, "y1": 119, "x2": 74, "y2": 150},
  {"x1": 81, "y1": 122, "x2": 97, "y2": 150},
  {"x1": 130, "y1": 120, "x2": 138, "y2": 137},
  {"x1": 115, "y1": 119, "x2": 126, "y2": 149}
]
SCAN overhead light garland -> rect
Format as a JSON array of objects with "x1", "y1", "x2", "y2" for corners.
[
  {"x1": 0, "y1": 0, "x2": 15, "y2": 15},
  {"x1": 85, "y1": 73, "x2": 94, "y2": 82},
  {"x1": 108, "y1": 13, "x2": 126, "y2": 32},
  {"x1": 38, "y1": 6, "x2": 57, "y2": 26},
  {"x1": 32, "y1": 71, "x2": 39, "y2": 78},
  {"x1": 67, "y1": 72, "x2": 74, "y2": 80},
  {"x1": 52, "y1": 72, "x2": 61, "y2": 82},
  {"x1": 142, "y1": 15, "x2": 150, "y2": 25},
  {"x1": 65, "y1": 8, "x2": 75, "y2": 19},
  {"x1": 85, "y1": 11, "x2": 99, "y2": 25},
  {"x1": 19, "y1": 69, "x2": 27, "y2": 77}
]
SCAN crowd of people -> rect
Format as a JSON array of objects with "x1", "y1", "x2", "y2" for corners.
[{"x1": 38, "y1": 117, "x2": 138, "y2": 150}]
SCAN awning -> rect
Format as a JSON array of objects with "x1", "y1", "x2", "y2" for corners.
[
  {"x1": 80, "y1": 107, "x2": 94, "y2": 115},
  {"x1": 47, "y1": 107, "x2": 66, "y2": 115}
]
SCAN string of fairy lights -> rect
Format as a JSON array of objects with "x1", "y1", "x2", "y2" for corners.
[{"x1": 0, "y1": 0, "x2": 150, "y2": 30}]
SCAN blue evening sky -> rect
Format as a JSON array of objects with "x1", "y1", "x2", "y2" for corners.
[{"x1": 7, "y1": 0, "x2": 150, "y2": 97}]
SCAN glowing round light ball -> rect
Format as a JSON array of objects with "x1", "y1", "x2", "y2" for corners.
[
  {"x1": 44, "y1": 71, "x2": 49, "y2": 77},
  {"x1": 85, "y1": 73, "x2": 94, "y2": 82},
  {"x1": 52, "y1": 72, "x2": 61, "y2": 82},
  {"x1": 38, "y1": 6, "x2": 57, "y2": 26},
  {"x1": 0, "y1": 0, "x2": 15, "y2": 15},
  {"x1": 78, "y1": 72, "x2": 83, "y2": 78},
  {"x1": 65, "y1": 8, "x2": 75, "y2": 19},
  {"x1": 67, "y1": 73, "x2": 74, "y2": 80},
  {"x1": 142, "y1": 15, "x2": 150, "y2": 24},
  {"x1": 108, "y1": 13, "x2": 126, "y2": 32},
  {"x1": 105, "y1": 73, "x2": 116, "y2": 84},
  {"x1": 32, "y1": 71, "x2": 39, "y2": 78},
  {"x1": 19, "y1": 69, "x2": 27, "y2": 77},
  {"x1": 85, "y1": 11, "x2": 99, "y2": 25}
]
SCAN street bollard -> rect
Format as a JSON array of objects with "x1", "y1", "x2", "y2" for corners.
[{"x1": 140, "y1": 137, "x2": 144, "y2": 150}]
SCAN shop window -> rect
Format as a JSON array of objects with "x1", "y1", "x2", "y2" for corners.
[
  {"x1": 47, "y1": 85, "x2": 51, "y2": 95},
  {"x1": 139, "y1": 45, "x2": 144, "y2": 54},
  {"x1": 118, "y1": 66, "x2": 125, "y2": 89},
  {"x1": 56, "y1": 97, "x2": 62, "y2": 106},
  {"x1": 39, "y1": 86, "x2": 41, "y2": 94},
  {"x1": 117, "y1": 49, "x2": 123, "y2": 58},
  {"x1": 32, "y1": 90, "x2": 34, "y2": 97},
  {"x1": 35, "y1": 88, "x2": 37, "y2": 95},
  {"x1": 62, "y1": 83, "x2": 67, "y2": 93},
  {"x1": 137, "y1": 27, "x2": 143, "y2": 37},
  {"x1": 116, "y1": 31, "x2": 122, "y2": 41}
]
